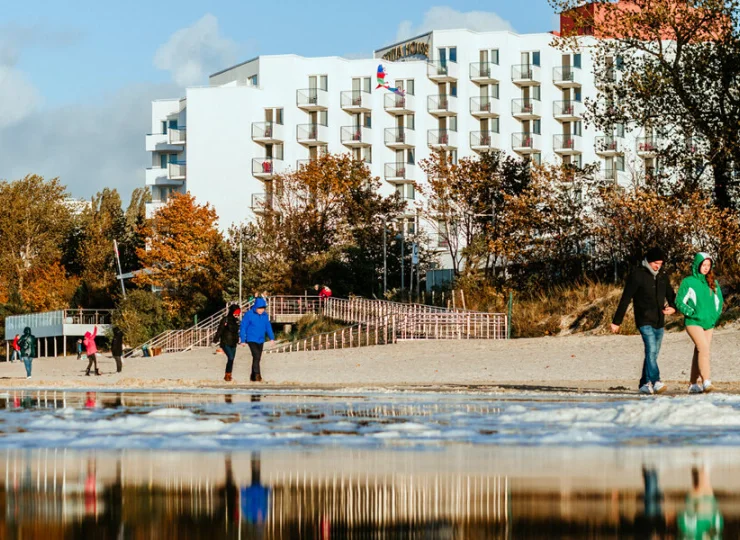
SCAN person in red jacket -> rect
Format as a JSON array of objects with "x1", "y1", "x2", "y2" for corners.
[
  {"x1": 83, "y1": 326, "x2": 100, "y2": 376},
  {"x1": 11, "y1": 335, "x2": 20, "y2": 363}
]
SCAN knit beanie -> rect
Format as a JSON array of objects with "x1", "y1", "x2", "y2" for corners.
[{"x1": 645, "y1": 246, "x2": 666, "y2": 263}]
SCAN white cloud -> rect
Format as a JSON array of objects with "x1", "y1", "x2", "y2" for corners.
[
  {"x1": 154, "y1": 14, "x2": 240, "y2": 87},
  {"x1": 0, "y1": 65, "x2": 42, "y2": 129},
  {"x1": 396, "y1": 6, "x2": 515, "y2": 42}
]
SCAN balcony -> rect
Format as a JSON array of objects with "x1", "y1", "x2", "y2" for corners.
[
  {"x1": 511, "y1": 99, "x2": 541, "y2": 120},
  {"x1": 553, "y1": 100, "x2": 585, "y2": 121},
  {"x1": 470, "y1": 96, "x2": 499, "y2": 118},
  {"x1": 595, "y1": 68, "x2": 620, "y2": 88},
  {"x1": 601, "y1": 167, "x2": 623, "y2": 184},
  {"x1": 341, "y1": 90, "x2": 372, "y2": 113},
  {"x1": 145, "y1": 168, "x2": 182, "y2": 186},
  {"x1": 296, "y1": 159, "x2": 317, "y2": 170},
  {"x1": 251, "y1": 193, "x2": 271, "y2": 214},
  {"x1": 145, "y1": 133, "x2": 183, "y2": 153},
  {"x1": 341, "y1": 126, "x2": 372, "y2": 147},
  {"x1": 636, "y1": 137, "x2": 660, "y2": 157},
  {"x1": 168, "y1": 162, "x2": 187, "y2": 180},
  {"x1": 168, "y1": 128, "x2": 186, "y2": 145},
  {"x1": 296, "y1": 88, "x2": 329, "y2": 110},
  {"x1": 251, "y1": 122, "x2": 285, "y2": 144},
  {"x1": 385, "y1": 162, "x2": 415, "y2": 182},
  {"x1": 553, "y1": 134, "x2": 583, "y2": 155},
  {"x1": 296, "y1": 123, "x2": 329, "y2": 145},
  {"x1": 595, "y1": 136, "x2": 624, "y2": 156},
  {"x1": 252, "y1": 158, "x2": 286, "y2": 180},
  {"x1": 427, "y1": 95, "x2": 458, "y2": 116},
  {"x1": 427, "y1": 60, "x2": 459, "y2": 82},
  {"x1": 384, "y1": 127, "x2": 415, "y2": 149},
  {"x1": 553, "y1": 66, "x2": 583, "y2": 88},
  {"x1": 469, "y1": 62, "x2": 500, "y2": 84},
  {"x1": 470, "y1": 131, "x2": 501, "y2": 152},
  {"x1": 428, "y1": 129, "x2": 458, "y2": 150},
  {"x1": 384, "y1": 93, "x2": 415, "y2": 114},
  {"x1": 512, "y1": 132, "x2": 541, "y2": 154},
  {"x1": 511, "y1": 64, "x2": 541, "y2": 86}
]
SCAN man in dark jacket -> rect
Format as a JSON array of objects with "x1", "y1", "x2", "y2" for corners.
[
  {"x1": 612, "y1": 246, "x2": 676, "y2": 394},
  {"x1": 214, "y1": 304, "x2": 241, "y2": 382},
  {"x1": 18, "y1": 327, "x2": 37, "y2": 379},
  {"x1": 111, "y1": 328, "x2": 124, "y2": 373}
]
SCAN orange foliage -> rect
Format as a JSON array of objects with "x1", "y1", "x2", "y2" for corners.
[{"x1": 24, "y1": 262, "x2": 80, "y2": 312}]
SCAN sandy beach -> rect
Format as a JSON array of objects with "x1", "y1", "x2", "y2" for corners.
[{"x1": 1, "y1": 328, "x2": 739, "y2": 394}]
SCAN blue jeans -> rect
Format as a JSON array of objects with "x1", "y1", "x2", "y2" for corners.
[
  {"x1": 11, "y1": 350, "x2": 19, "y2": 362},
  {"x1": 223, "y1": 345, "x2": 237, "y2": 374},
  {"x1": 638, "y1": 326, "x2": 664, "y2": 387},
  {"x1": 22, "y1": 357, "x2": 32, "y2": 377}
]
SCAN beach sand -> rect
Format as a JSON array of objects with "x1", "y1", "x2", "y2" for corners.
[{"x1": 2, "y1": 328, "x2": 739, "y2": 394}]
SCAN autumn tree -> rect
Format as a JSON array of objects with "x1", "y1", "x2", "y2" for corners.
[
  {"x1": 134, "y1": 192, "x2": 225, "y2": 324},
  {"x1": 0, "y1": 175, "x2": 72, "y2": 305},
  {"x1": 552, "y1": 0, "x2": 740, "y2": 208}
]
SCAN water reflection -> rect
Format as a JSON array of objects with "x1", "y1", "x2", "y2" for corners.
[{"x1": 1, "y1": 448, "x2": 738, "y2": 538}]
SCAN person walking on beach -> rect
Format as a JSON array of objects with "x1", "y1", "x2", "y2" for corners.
[
  {"x1": 214, "y1": 304, "x2": 241, "y2": 382},
  {"x1": 11, "y1": 334, "x2": 20, "y2": 363},
  {"x1": 675, "y1": 252, "x2": 723, "y2": 394},
  {"x1": 611, "y1": 247, "x2": 676, "y2": 395},
  {"x1": 18, "y1": 327, "x2": 36, "y2": 379},
  {"x1": 84, "y1": 326, "x2": 100, "y2": 376},
  {"x1": 111, "y1": 327, "x2": 124, "y2": 373},
  {"x1": 239, "y1": 297, "x2": 275, "y2": 382},
  {"x1": 76, "y1": 338, "x2": 84, "y2": 360}
]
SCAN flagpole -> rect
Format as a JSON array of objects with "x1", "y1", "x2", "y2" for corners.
[{"x1": 113, "y1": 240, "x2": 127, "y2": 298}]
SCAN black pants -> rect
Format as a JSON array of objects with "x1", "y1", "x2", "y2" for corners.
[
  {"x1": 86, "y1": 353, "x2": 98, "y2": 372},
  {"x1": 113, "y1": 356, "x2": 122, "y2": 373},
  {"x1": 223, "y1": 345, "x2": 237, "y2": 374},
  {"x1": 248, "y1": 342, "x2": 264, "y2": 375}
]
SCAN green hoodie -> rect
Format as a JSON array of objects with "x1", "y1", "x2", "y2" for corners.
[{"x1": 676, "y1": 252, "x2": 723, "y2": 330}]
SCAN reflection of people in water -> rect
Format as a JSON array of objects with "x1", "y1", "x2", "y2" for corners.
[
  {"x1": 218, "y1": 455, "x2": 240, "y2": 526},
  {"x1": 678, "y1": 466, "x2": 723, "y2": 539},
  {"x1": 635, "y1": 467, "x2": 666, "y2": 535},
  {"x1": 85, "y1": 392, "x2": 97, "y2": 409},
  {"x1": 242, "y1": 453, "x2": 270, "y2": 525},
  {"x1": 84, "y1": 458, "x2": 98, "y2": 516}
]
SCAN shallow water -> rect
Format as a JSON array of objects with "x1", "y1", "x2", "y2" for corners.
[{"x1": 0, "y1": 389, "x2": 737, "y2": 538}]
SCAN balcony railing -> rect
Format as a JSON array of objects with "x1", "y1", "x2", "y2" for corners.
[
  {"x1": 512, "y1": 132, "x2": 541, "y2": 152},
  {"x1": 167, "y1": 162, "x2": 186, "y2": 179},
  {"x1": 428, "y1": 129, "x2": 458, "y2": 148},
  {"x1": 470, "y1": 96, "x2": 499, "y2": 116},
  {"x1": 296, "y1": 123, "x2": 329, "y2": 144},
  {"x1": 252, "y1": 158, "x2": 285, "y2": 178},
  {"x1": 251, "y1": 193, "x2": 271, "y2": 213},
  {"x1": 427, "y1": 60, "x2": 459, "y2": 81},
  {"x1": 553, "y1": 66, "x2": 582, "y2": 86},
  {"x1": 511, "y1": 98, "x2": 541, "y2": 118},
  {"x1": 384, "y1": 127, "x2": 415, "y2": 148},
  {"x1": 427, "y1": 95, "x2": 457, "y2": 115},
  {"x1": 385, "y1": 162, "x2": 415, "y2": 181},
  {"x1": 553, "y1": 134, "x2": 582, "y2": 153},
  {"x1": 470, "y1": 131, "x2": 500, "y2": 150},
  {"x1": 384, "y1": 93, "x2": 414, "y2": 113},
  {"x1": 637, "y1": 137, "x2": 659, "y2": 155},
  {"x1": 602, "y1": 167, "x2": 620, "y2": 182},
  {"x1": 341, "y1": 125, "x2": 372, "y2": 146},
  {"x1": 341, "y1": 90, "x2": 371, "y2": 111},
  {"x1": 595, "y1": 136, "x2": 623, "y2": 155},
  {"x1": 296, "y1": 88, "x2": 329, "y2": 109},
  {"x1": 469, "y1": 62, "x2": 500, "y2": 82},
  {"x1": 251, "y1": 121, "x2": 284, "y2": 143},
  {"x1": 168, "y1": 128, "x2": 186, "y2": 144},
  {"x1": 511, "y1": 64, "x2": 541, "y2": 84},
  {"x1": 553, "y1": 100, "x2": 584, "y2": 119},
  {"x1": 596, "y1": 68, "x2": 619, "y2": 87}
]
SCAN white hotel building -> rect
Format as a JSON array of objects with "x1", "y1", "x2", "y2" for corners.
[{"x1": 145, "y1": 27, "x2": 652, "y2": 256}]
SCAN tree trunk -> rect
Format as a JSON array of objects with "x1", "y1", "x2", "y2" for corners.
[{"x1": 711, "y1": 152, "x2": 733, "y2": 210}]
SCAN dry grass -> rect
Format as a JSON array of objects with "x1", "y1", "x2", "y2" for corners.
[{"x1": 278, "y1": 314, "x2": 347, "y2": 342}]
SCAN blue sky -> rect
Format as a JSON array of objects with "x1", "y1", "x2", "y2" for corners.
[{"x1": 0, "y1": 0, "x2": 557, "y2": 200}]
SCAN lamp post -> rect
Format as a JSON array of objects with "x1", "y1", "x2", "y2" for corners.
[
  {"x1": 396, "y1": 225, "x2": 405, "y2": 294},
  {"x1": 383, "y1": 217, "x2": 387, "y2": 295}
]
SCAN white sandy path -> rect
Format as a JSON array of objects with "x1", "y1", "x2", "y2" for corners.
[{"x1": 0, "y1": 328, "x2": 739, "y2": 390}]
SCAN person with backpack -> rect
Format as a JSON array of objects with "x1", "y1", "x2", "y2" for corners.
[
  {"x1": 611, "y1": 246, "x2": 676, "y2": 395},
  {"x1": 675, "y1": 252, "x2": 724, "y2": 394},
  {"x1": 239, "y1": 298, "x2": 275, "y2": 382},
  {"x1": 84, "y1": 326, "x2": 100, "y2": 376},
  {"x1": 214, "y1": 304, "x2": 242, "y2": 382},
  {"x1": 18, "y1": 327, "x2": 36, "y2": 379}
]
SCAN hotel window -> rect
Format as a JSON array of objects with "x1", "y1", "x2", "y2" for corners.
[
  {"x1": 616, "y1": 155, "x2": 626, "y2": 172},
  {"x1": 363, "y1": 147, "x2": 372, "y2": 164},
  {"x1": 574, "y1": 88, "x2": 582, "y2": 102},
  {"x1": 574, "y1": 121, "x2": 582, "y2": 136},
  {"x1": 532, "y1": 86, "x2": 541, "y2": 100},
  {"x1": 491, "y1": 83, "x2": 500, "y2": 99},
  {"x1": 364, "y1": 112, "x2": 371, "y2": 128},
  {"x1": 449, "y1": 47, "x2": 457, "y2": 62},
  {"x1": 491, "y1": 49, "x2": 500, "y2": 65},
  {"x1": 616, "y1": 123, "x2": 625, "y2": 138},
  {"x1": 363, "y1": 77, "x2": 371, "y2": 93},
  {"x1": 573, "y1": 154, "x2": 583, "y2": 168},
  {"x1": 319, "y1": 111, "x2": 328, "y2": 126},
  {"x1": 450, "y1": 150, "x2": 458, "y2": 164},
  {"x1": 574, "y1": 53, "x2": 582, "y2": 68},
  {"x1": 449, "y1": 116, "x2": 458, "y2": 132},
  {"x1": 395, "y1": 79, "x2": 414, "y2": 96},
  {"x1": 407, "y1": 148, "x2": 415, "y2": 164},
  {"x1": 161, "y1": 121, "x2": 167, "y2": 134},
  {"x1": 320, "y1": 75, "x2": 328, "y2": 91},
  {"x1": 531, "y1": 153, "x2": 542, "y2": 165},
  {"x1": 275, "y1": 108, "x2": 284, "y2": 124},
  {"x1": 450, "y1": 82, "x2": 457, "y2": 97},
  {"x1": 532, "y1": 51, "x2": 541, "y2": 66},
  {"x1": 533, "y1": 120, "x2": 541, "y2": 135},
  {"x1": 248, "y1": 75, "x2": 258, "y2": 86},
  {"x1": 491, "y1": 117, "x2": 500, "y2": 133}
]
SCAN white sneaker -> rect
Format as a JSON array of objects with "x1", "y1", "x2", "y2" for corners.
[
  {"x1": 688, "y1": 384, "x2": 703, "y2": 394},
  {"x1": 639, "y1": 384, "x2": 653, "y2": 395},
  {"x1": 26, "y1": 376, "x2": 31, "y2": 380},
  {"x1": 653, "y1": 381, "x2": 667, "y2": 394},
  {"x1": 703, "y1": 380, "x2": 714, "y2": 393}
]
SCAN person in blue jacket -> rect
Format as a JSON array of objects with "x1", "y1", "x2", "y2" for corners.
[{"x1": 239, "y1": 297, "x2": 275, "y2": 382}]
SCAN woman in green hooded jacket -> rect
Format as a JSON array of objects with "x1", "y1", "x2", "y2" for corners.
[{"x1": 675, "y1": 252, "x2": 723, "y2": 394}]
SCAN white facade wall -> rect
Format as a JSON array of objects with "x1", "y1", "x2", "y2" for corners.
[{"x1": 146, "y1": 29, "x2": 649, "y2": 261}]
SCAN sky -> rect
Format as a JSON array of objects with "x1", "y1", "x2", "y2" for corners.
[{"x1": 0, "y1": 0, "x2": 557, "y2": 203}]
